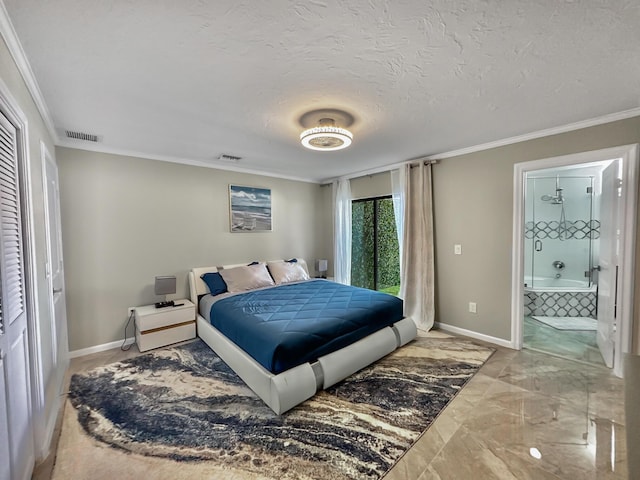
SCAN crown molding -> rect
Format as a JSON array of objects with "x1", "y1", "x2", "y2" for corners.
[
  {"x1": 0, "y1": 1, "x2": 58, "y2": 143},
  {"x1": 55, "y1": 140, "x2": 319, "y2": 184},
  {"x1": 54, "y1": 107, "x2": 640, "y2": 186},
  {"x1": 323, "y1": 107, "x2": 640, "y2": 183},
  {"x1": 427, "y1": 107, "x2": 640, "y2": 160}
]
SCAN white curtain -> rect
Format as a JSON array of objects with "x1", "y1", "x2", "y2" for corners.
[
  {"x1": 392, "y1": 162, "x2": 435, "y2": 331},
  {"x1": 390, "y1": 165, "x2": 407, "y2": 278},
  {"x1": 333, "y1": 179, "x2": 352, "y2": 285}
]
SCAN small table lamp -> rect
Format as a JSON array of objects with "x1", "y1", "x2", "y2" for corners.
[
  {"x1": 315, "y1": 259, "x2": 328, "y2": 278},
  {"x1": 155, "y1": 275, "x2": 176, "y2": 308}
]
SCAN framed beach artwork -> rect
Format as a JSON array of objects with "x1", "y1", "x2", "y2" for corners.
[{"x1": 229, "y1": 185, "x2": 272, "y2": 232}]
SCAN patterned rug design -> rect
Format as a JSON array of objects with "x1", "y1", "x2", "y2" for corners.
[{"x1": 65, "y1": 335, "x2": 493, "y2": 480}]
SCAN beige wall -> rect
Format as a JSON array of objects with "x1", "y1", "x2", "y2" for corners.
[
  {"x1": 57, "y1": 126, "x2": 640, "y2": 350},
  {"x1": 350, "y1": 171, "x2": 391, "y2": 199},
  {"x1": 317, "y1": 184, "x2": 334, "y2": 276},
  {"x1": 56, "y1": 148, "x2": 324, "y2": 351},
  {"x1": 53, "y1": 118, "x2": 640, "y2": 351},
  {"x1": 434, "y1": 116, "x2": 640, "y2": 342},
  {"x1": 337, "y1": 117, "x2": 640, "y2": 346}
]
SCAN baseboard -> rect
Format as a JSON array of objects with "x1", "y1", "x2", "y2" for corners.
[
  {"x1": 435, "y1": 322, "x2": 515, "y2": 349},
  {"x1": 69, "y1": 338, "x2": 135, "y2": 359},
  {"x1": 75, "y1": 326, "x2": 512, "y2": 356}
]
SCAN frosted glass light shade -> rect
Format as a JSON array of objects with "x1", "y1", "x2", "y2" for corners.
[
  {"x1": 300, "y1": 126, "x2": 353, "y2": 151},
  {"x1": 300, "y1": 117, "x2": 353, "y2": 151},
  {"x1": 315, "y1": 259, "x2": 328, "y2": 273}
]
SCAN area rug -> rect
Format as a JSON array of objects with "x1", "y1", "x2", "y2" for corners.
[
  {"x1": 532, "y1": 315, "x2": 598, "y2": 331},
  {"x1": 55, "y1": 334, "x2": 494, "y2": 480}
]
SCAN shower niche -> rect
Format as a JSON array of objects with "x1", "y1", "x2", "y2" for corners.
[{"x1": 524, "y1": 174, "x2": 599, "y2": 318}]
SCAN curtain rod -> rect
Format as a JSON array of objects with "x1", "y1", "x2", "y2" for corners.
[
  {"x1": 410, "y1": 159, "x2": 438, "y2": 167},
  {"x1": 323, "y1": 158, "x2": 438, "y2": 184}
]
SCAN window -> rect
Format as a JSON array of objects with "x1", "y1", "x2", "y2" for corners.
[{"x1": 351, "y1": 196, "x2": 400, "y2": 294}]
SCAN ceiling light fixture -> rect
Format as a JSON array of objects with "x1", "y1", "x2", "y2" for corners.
[{"x1": 300, "y1": 118, "x2": 353, "y2": 151}]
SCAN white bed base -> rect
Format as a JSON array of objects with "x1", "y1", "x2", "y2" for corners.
[{"x1": 189, "y1": 260, "x2": 417, "y2": 414}]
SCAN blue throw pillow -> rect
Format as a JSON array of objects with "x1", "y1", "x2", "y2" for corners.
[
  {"x1": 286, "y1": 258, "x2": 297, "y2": 263},
  {"x1": 201, "y1": 272, "x2": 228, "y2": 296},
  {"x1": 247, "y1": 261, "x2": 259, "y2": 266}
]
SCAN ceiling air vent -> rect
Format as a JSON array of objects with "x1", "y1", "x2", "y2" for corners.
[
  {"x1": 218, "y1": 154, "x2": 242, "y2": 162},
  {"x1": 65, "y1": 130, "x2": 100, "y2": 142}
]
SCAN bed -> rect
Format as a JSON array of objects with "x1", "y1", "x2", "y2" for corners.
[{"x1": 188, "y1": 259, "x2": 417, "y2": 414}]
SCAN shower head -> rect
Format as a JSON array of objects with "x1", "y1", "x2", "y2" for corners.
[{"x1": 541, "y1": 189, "x2": 564, "y2": 204}]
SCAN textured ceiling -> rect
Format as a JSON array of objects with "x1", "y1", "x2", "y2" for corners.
[{"x1": 4, "y1": 0, "x2": 640, "y2": 182}]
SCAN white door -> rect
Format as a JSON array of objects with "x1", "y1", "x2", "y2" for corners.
[
  {"x1": 597, "y1": 160, "x2": 621, "y2": 368},
  {"x1": 35, "y1": 144, "x2": 69, "y2": 456},
  {"x1": 43, "y1": 148, "x2": 68, "y2": 377},
  {"x1": 0, "y1": 112, "x2": 34, "y2": 480}
]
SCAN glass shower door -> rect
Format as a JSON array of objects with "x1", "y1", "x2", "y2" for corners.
[{"x1": 526, "y1": 176, "x2": 594, "y2": 288}]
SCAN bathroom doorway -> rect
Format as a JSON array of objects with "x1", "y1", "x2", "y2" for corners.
[
  {"x1": 511, "y1": 145, "x2": 638, "y2": 376},
  {"x1": 524, "y1": 168, "x2": 603, "y2": 365}
]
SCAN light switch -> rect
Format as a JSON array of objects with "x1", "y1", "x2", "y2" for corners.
[{"x1": 454, "y1": 244, "x2": 462, "y2": 255}]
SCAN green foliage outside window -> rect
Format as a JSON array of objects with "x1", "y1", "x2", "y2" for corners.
[
  {"x1": 376, "y1": 199, "x2": 400, "y2": 291},
  {"x1": 351, "y1": 197, "x2": 400, "y2": 295},
  {"x1": 351, "y1": 201, "x2": 374, "y2": 290}
]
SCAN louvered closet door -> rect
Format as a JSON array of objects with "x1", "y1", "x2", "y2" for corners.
[{"x1": 0, "y1": 111, "x2": 34, "y2": 480}]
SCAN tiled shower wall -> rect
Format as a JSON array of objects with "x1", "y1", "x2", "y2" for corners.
[
  {"x1": 524, "y1": 219, "x2": 600, "y2": 240},
  {"x1": 524, "y1": 290, "x2": 597, "y2": 318}
]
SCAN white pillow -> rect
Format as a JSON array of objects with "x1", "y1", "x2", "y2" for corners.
[
  {"x1": 219, "y1": 263, "x2": 275, "y2": 293},
  {"x1": 267, "y1": 261, "x2": 310, "y2": 285}
]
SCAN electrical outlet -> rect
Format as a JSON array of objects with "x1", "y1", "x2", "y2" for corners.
[
  {"x1": 128, "y1": 307, "x2": 136, "y2": 317},
  {"x1": 454, "y1": 244, "x2": 462, "y2": 255},
  {"x1": 468, "y1": 302, "x2": 477, "y2": 313}
]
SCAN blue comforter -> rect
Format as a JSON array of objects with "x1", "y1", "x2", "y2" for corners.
[{"x1": 208, "y1": 280, "x2": 404, "y2": 374}]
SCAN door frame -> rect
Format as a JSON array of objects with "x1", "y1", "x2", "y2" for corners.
[
  {"x1": 511, "y1": 144, "x2": 639, "y2": 377},
  {"x1": 39, "y1": 140, "x2": 68, "y2": 453}
]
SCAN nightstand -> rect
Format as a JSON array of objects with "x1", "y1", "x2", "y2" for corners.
[{"x1": 134, "y1": 299, "x2": 196, "y2": 352}]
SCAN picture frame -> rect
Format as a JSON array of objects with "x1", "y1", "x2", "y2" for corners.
[{"x1": 229, "y1": 184, "x2": 272, "y2": 232}]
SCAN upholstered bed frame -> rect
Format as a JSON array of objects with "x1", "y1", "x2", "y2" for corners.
[{"x1": 188, "y1": 259, "x2": 417, "y2": 414}]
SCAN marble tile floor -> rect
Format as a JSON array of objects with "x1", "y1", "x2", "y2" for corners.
[
  {"x1": 34, "y1": 330, "x2": 628, "y2": 480},
  {"x1": 524, "y1": 315, "x2": 605, "y2": 367}
]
